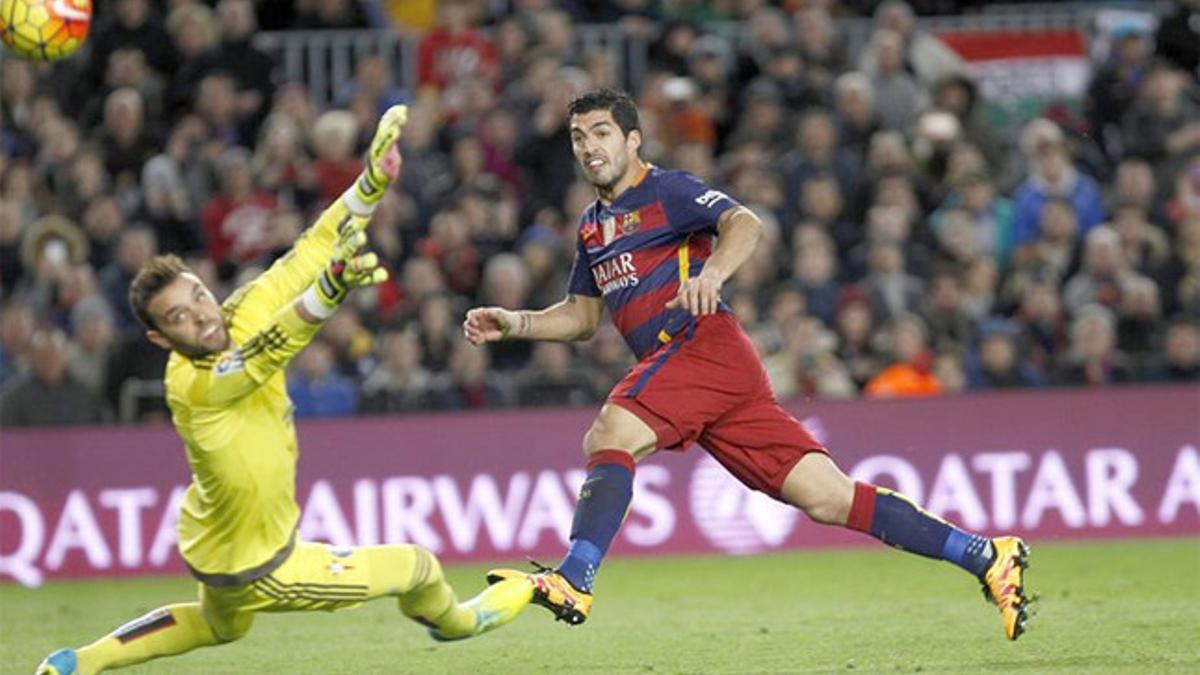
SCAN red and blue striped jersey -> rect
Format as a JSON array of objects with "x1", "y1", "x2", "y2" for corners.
[{"x1": 567, "y1": 166, "x2": 740, "y2": 359}]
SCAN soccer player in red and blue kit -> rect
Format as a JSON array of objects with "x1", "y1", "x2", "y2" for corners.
[{"x1": 463, "y1": 89, "x2": 1033, "y2": 640}]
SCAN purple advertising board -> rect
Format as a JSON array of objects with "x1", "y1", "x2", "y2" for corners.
[{"x1": 1, "y1": 385, "x2": 1197, "y2": 587}]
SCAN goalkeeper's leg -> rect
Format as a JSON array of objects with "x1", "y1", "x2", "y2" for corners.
[
  {"x1": 42, "y1": 597, "x2": 250, "y2": 675},
  {"x1": 357, "y1": 544, "x2": 532, "y2": 641},
  {"x1": 252, "y1": 542, "x2": 529, "y2": 641}
]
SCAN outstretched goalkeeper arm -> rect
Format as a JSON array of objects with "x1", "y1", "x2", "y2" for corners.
[
  {"x1": 180, "y1": 220, "x2": 389, "y2": 408},
  {"x1": 225, "y1": 105, "x2": 409, "y2": 323}
]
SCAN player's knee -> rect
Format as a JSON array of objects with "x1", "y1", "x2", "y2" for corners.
[
  {"x1": 209, "y1": 611, "x2": 253, "y2": 644},
  {"x1": 407, "y1": 545, "x2": 446, "y2": 589}
]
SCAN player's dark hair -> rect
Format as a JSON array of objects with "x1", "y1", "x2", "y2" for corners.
[
  {"x1": 129, "y1": 254, "x2": 191, "y2": 331},
  {"x1": 567, "y1": 89, "x2": 640, "y2": 137}
]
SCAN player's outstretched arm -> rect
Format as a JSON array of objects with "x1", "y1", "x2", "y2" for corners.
[
  {"x1": 463, "y1": 294, "x2": 604, "y2": 345},
  {"x1": 246, "y1": 106, "x2": 407, "y2": 313},
  {"x1": 667, "y1": 205, "x2": 762, "y2": 316},
  {"x1": 187, "y1": 220, "x2": 388, "y2": 407}
]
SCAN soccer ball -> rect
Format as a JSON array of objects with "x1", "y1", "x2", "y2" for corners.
[{"x1": 0, "y1": 0, "x2": 91, "y2": 62}]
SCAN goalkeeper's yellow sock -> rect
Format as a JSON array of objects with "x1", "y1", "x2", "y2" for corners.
[
  {"x1": 74, "y1": 603, "x2": 221, "y2": 674},
  {"x1": 389, "y1": 546, "x2": 475, "y2": 636}
]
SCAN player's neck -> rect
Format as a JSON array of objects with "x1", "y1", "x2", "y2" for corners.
[{"x1": 597, "y1": 159, "x2": 648, "y2": 206}]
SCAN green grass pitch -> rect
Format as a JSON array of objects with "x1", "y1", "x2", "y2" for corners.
[{"x1": 2, "y1": 538, "x2": 1197, "y2": 674}]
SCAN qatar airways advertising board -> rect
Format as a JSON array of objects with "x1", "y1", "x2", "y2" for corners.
[{"x1": 1, "y1": 385, "x2": 1197, "y2": 587}]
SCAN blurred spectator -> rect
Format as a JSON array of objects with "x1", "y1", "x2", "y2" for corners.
[
  {"x1": 1086, "y1": 27, "x2": 1152, "y2": 161},
  {"x1": 1111, "y1": 157, "x2": 1162, "y2": 223},
  {"x1": 360, "y1": 329, "x2": 432, "y2": 413},
  {"x1": 1062, "y1": 226, "x2": 1140, "y2": 315},
  {"x1": 1121, "y1": 65, "x2": 1200, "y2": 169},
  {"x1": 966, "y1": 317, "x2": 1044, "y2": 390},
  {"x1": 923, "y1": 269, "x2": 973, "y2": 351},
  {"x1": 835, "y1": 289, "x2": 882, "y2": 388},
  {"x1": 933, "y1": 172, "x2": 1015, "y2": 267},
  {"x1": 1008, "y1": 198, "x2": 1082, "y2": 302},
  {"x1": 1140, "y1": 316, "x2": 1200, "y2": 383},
  {"x1": 311, "y1": 111, "x2": 363, "y2": 206},
  {"x1": 338, "y1": 54, "x2": 409, "y2": 117},
  {"x1": 516, "y1": 342, "x2": 596, "y2": 407},
  {"x1": 67, "y1": 296, "x2": 117, "y2": 396},
  {"x1": 97, "y1": 88, "x2": 157, "y2": 191},
  {"x1": 864, "y1": 313, "x2": 941, "y2": 398},
  {"x1": 1015, "y1": 281, "x2": 1067, "y2": 372},
  {"x1": 322, "y1": 306, "x2": 375, "y2": 376},
  {"x1": 0, "y1": 301, "x2": 35, "y2": 385},
  {"x1": 867, "y1": 30, "x2": 923, "y2": 132},
  {"x1": 858, "y1": 0, "x2": 965, "y2": 87},
  {"x1": 201, "y1": 148, "x2": 277, "y2": 268},
  {"x1": 1115, "y1": 276, "x2": 1163, "y2": 358},
  {"x1": 100, "y1": 225, "x2": 157, "y2": 330},
  {"x1": 253, "y1": 114, "x2": 317, "y2": 211},
  {"x1": 1012, "y1": 137, "x2": 1105, "y2": 247},
  {"x1": 832, "y1": 73, "x2": 880, "y2": 159},
  {"x1": 174, "y1": 0, "x2": 276, "y2": 136},
  {"x1": 418, "y1": 210, "x2": 480, "y2": 295},
  {"x1": 862, "y1": 239, "x2": 925, "y2": 320},
  {"x1": 794, "y1": 7, "x2": 848, "y2": 92},
  {"x1": 1, "y1": 328, "x2": 109, "y2": 426},
  {"x1": 17, "y1": 215, "x2": 91, "y2": 322},
  {"x1": 426, "y1": 338, "x2": 508, "y2": 410},
  {"x1": 932, "y1": 75, "x2": 1009, "y2": 181},
  {"x1": 140, "y1": 154, "x2": 203, "y2": 255},
  {"x1": 1053, "y1": 304, "x2": 1136, "y2": 386},
  {"x1": 417, "y1": 0, "x2": 498, "y2": 92},
  {"x1": 288, "y1": 340, "x2": 359, "y2": 417},
  {"x1": 87, "y1": 0, "x2": 179, "y2": 91},
  {"x1": 932, "y1": 349, "x2": 967, "y2": 395},
  {"x1": 783, "y1": 111, "x2": 860, "y2": 220},
  {"x1": 793, "y1": 234, "x2": 840, "y2": 325}
]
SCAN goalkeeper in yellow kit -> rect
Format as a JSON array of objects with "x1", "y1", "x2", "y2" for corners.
[{"x1": 37, "y1": 108, "x2": 533, "y2": 675}]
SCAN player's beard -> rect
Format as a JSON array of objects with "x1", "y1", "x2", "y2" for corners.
[{"x1": 170, "y1": 323, "x2": 230, "y2": 359}]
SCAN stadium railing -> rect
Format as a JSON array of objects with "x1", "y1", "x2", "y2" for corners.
[{"x1": 251, "y1": 2, "x2": 1172, "y2": 108}]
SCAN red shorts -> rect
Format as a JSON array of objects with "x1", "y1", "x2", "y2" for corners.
[{"x1": 608, "y1": 312, "x2": 827, "y2": 499}]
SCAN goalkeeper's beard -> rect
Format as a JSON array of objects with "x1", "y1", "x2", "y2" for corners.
[{"x1": 168, "y1": 324, "x2": 231, "y2": 359}]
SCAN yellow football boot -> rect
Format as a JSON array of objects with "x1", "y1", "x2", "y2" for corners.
[
  {"x1": 487, "y1": 563, "x2": 593, "y2": 626},
  {"x1": 980, "y1": 536, "x2": 1032, "y2": 640}
]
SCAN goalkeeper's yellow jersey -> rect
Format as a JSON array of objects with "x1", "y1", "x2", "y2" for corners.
[{"x1": 164, "y1": 199, "x2": 351, "y2": 585}]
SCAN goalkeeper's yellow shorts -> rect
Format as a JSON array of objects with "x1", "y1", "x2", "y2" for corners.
[{"x1": 198, "y1": 540, "x2": 416, "y2": 640}]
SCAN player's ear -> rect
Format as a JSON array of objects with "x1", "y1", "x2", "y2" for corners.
[
  {"x1": 626, "y1": 128, "x2": 642, "y2": 154},
  {"x1": 146, "y1": 329, "x2": 172, "y2": 351}
]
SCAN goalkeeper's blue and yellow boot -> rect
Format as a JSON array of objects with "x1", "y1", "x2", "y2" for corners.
[
  {"x1": 980, "y1": 536, "x2": 1032, "y2": 640},
  {"x1": 428, "y1": 577, "x2": 534, "y2": 642},
  {"x1": 487, "y1": 563, "x2": 593, "y2": 626},
  {"x1": 35, "y1": 648, "x2": 76, "y2": 675}
]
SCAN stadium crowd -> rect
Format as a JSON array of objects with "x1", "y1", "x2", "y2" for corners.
[{"x1": 1, "y1": 0, "x2": 1197, "y2": 426}]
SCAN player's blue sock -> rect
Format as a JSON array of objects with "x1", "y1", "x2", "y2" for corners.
[
  {"x1": 847, "y1": 482, "x2": 994, "y2": 577},
  {"x1": 557, "y1": 450, "x2": 635, "y2": 593}
]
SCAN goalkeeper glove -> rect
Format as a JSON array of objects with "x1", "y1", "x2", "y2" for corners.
[
  {"x1": 349, "y1": 104, "x2": 408, "y2": 210},
  {"x1": 310, "y1": 216, "x2": 389, "y2": 314}
]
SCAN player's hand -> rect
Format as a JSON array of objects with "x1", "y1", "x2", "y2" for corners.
[
  {"x1": 353, "y1": 105, "x2": 407, "y2": 206},
  {"x1": 463, "y1": 307, "x2": 522, "y2": 345},
  {"x1": 314, "y1": 216, "x2": 389, "y2": 309},
  {"x1": 666, "y1": 274, "x2": 722, "y2": 316}
]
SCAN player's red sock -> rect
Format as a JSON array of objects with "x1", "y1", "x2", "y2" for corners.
[
  {"x1": 556, "y1": 450, "x2": 635, "y2": 592},
  {"x1": 847, "y1": 481, "x2": 993, "y2": 577}
]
